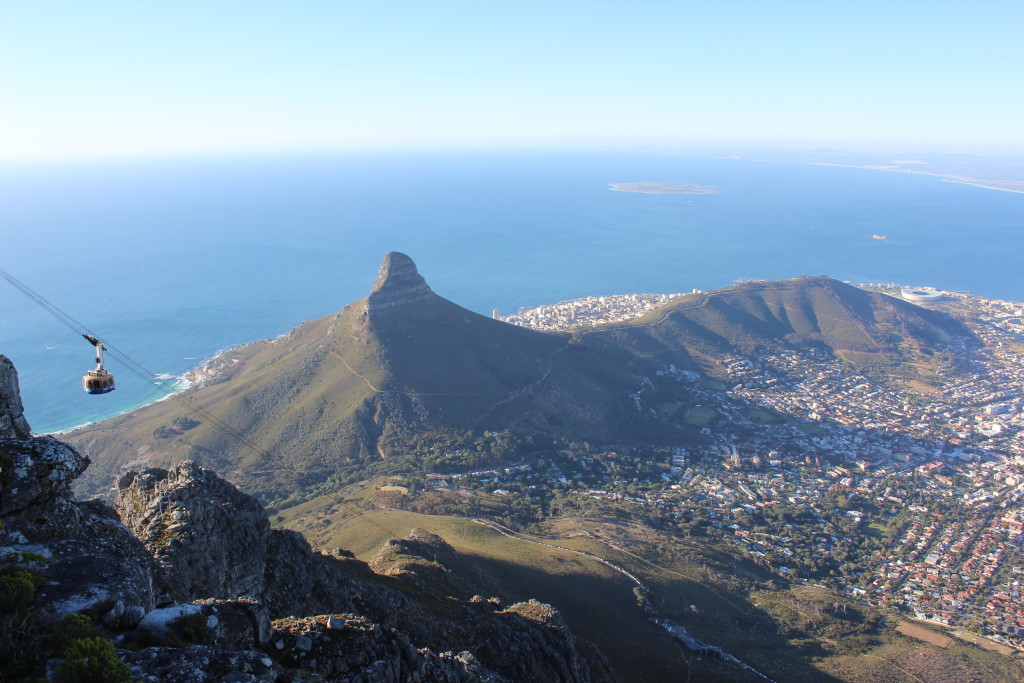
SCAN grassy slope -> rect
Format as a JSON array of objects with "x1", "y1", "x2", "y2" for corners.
[
  {"x1": 279, "y1": 488, "x2": 1024, "y2": 683},
  {"x1": 70, "y1": 302, "x2": 379, "y2": 496},
  {"x1": 289, "y1": 506, "x2": 717, "y2": 682},
  {"x1": 69, "y1": 295, "x2": 615, "y2": 493},
  {"x1": 69, "y1": 290, "x2": 655, "y2": 499}
]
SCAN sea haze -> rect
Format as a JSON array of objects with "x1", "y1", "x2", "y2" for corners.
[{"x1": 1, "y1": 149, "x2": 1021, "y2": 433}]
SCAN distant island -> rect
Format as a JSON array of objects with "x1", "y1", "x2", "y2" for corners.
[{"x1": 610, "y1": 182, "x2": 716, "y2": 194}]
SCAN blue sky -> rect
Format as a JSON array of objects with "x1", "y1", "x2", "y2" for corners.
[{"x1": 2, "y1": 1, "x2": 1022, "y2": 159}]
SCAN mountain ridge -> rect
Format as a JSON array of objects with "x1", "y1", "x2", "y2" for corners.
[{"x1": 65, "y1": 255, "x2": 970, "y2": 502}]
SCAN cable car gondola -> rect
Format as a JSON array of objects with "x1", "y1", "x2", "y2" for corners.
[{"x1": 82, "y1": 334, "x2": 115, "y2": 394}]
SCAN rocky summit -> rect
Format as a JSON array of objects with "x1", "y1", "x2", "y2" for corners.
[
  {"x1": 366, "y1": 251, "x2": 436, "y2": 315},
  {"x1": 0, "y1": 356, "x2": 602, "y2": 682}
]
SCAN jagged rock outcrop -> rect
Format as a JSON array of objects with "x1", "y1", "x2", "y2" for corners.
[
  {"x1": 366, "y1": 251, "x2": 435, "y2": 315},
  {"x1": 115, "y1": 462, "x2": 356, "y2": 617},
  {"x1": 0, "y1": 435, "x2": 157, "y2": 619},
  {"x1": 0, "y1": 354, "x2": 30, "y2": 438},
  {"x1": 116, "y1": 462, "x2": 271, "y2": 601},
  {"x1": 262, "y1": 527, "x2": 356, "y2": 618}
]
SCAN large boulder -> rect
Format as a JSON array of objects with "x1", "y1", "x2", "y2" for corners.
[
  {"x1": 115, "y1": 461, "x2": 271, "y2": 602},
  {"x1": 116, "y1": 461, "x2": 355, "y2": 617},
  {"x1": 0, "y1": 435, "x2": 158, "y2": 618},
  {"x1": 0, "y1": 436, "x2": 86, "y2": 517}
]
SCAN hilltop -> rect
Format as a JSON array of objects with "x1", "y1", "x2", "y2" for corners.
[
  {"x1": 67, "y1": 253, "x2": 650, "y2": 499},
  {"x1": 586, "y1": 275, "x2": 967, "y2": 381},
  {"x1": 66, "y1": 255, "x2": 970, "y2": 503}
]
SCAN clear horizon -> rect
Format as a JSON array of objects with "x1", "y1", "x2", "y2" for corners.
[{"x1": 2, "y1": 1, "x2": 1023, "y2": 160}]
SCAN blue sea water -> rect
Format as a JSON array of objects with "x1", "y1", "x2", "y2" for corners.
[{"x1": 1, "y1": 149, "x2": 1021, "y2": 433}]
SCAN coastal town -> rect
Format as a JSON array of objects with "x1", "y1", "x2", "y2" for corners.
[
  {"x1": 436, "y1": 285, "x2": 1024, "y2": 650},
  {"x1": 499, "y1": 291, "x2": 691, "y2": 330}
]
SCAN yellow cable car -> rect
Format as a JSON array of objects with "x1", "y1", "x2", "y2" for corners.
[{"x1": 82, "y1": 334, "x2": 115, "y2": 394}]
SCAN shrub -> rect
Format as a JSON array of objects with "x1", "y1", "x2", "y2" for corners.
[
  {"x1": 152, "y1": 425, "x2": 177, "y2": 439},
  {"x1": 63, "y1": 613, "x2": 93, "y2": 639},
  {"x1": 56, "y1": 637, "x2": 131, "y2": 683},
  {"x1": 0, "y1": 570, "x2": 39, "y2": 615}
]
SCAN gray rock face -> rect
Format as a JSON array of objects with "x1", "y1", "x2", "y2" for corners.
[
  {"x1": 116, "y1": 461, "x2": 355, "y2": 618},
  {"x1": 115, "y1": 462, "x2": 270, "y2": 602},
  {"x1": 0, "y1": 436, "x2": 87, "y2": 516},
  {"x1": 0, "y1": 355, "x2": 30, "y2": 439},
  {"x1": 32, "y1": 535, "x2": 156, "y2": 618},
  {"x1": 0, "y1": 436, "x2": 157, "y2": 618},
  {"x1": 262, "y1": 527, "x2": 355, "y2": 618},
  {"x1": 366, "y1": 251, "x2": 434, "y2": 314}
]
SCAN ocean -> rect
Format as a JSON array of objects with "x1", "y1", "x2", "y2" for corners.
[{"x1": 1, "y1": 149, "x2": 1021, "y2": 433}]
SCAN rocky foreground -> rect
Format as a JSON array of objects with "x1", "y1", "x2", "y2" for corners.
[{"x1": 0, "y1": 354, "x2": 603, "y2": 682}]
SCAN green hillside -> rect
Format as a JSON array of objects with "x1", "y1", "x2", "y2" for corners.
[{"x1": 68, "y1": 253, "x2": 653, "y2": 500}]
